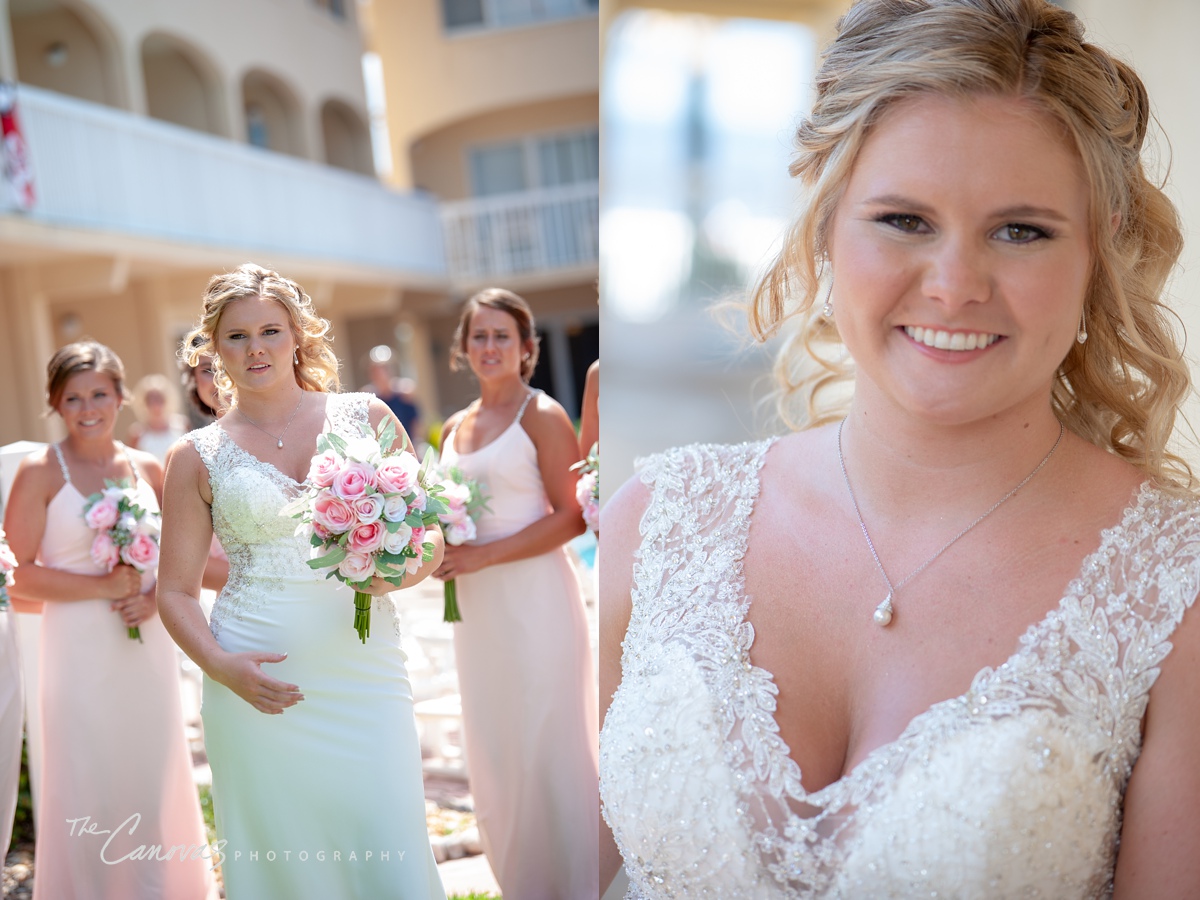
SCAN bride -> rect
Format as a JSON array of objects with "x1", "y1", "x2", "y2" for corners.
[
  {"x1": 600, "y1": 0, "x2": 1200, "y2": 896},
  {"x1": 158, "y1": 264, "x2": 446, "y2": 899}
]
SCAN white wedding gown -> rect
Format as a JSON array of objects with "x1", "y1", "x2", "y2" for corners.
[
  {"x1": 600, "y1": 440, "x2": 1200, "y2": 898},
  {"x1": 186, "y1": 392, "x2": 444, "y2": 899}
]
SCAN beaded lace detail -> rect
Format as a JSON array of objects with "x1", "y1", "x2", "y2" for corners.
[
  {"x1": 185, "y1": 392, "x2": 399, "y2": 640},
  {"x1": 599, "y1": 441, "x2": 1200, "y2": 899}
]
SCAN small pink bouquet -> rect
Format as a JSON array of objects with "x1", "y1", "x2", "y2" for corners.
[
  {"x1": 572, "y1": 442, "x2": 599, "y2": 533},
  {"x1": 0, "y1": 527, "x2": 17, "y2": 611},
  {"x1": 282, "y1": 419, "x2": 448, "y2": 644},
  {"x1": 82, "y1": 481, "x2": 161, "y2": 642},
  {"x1": 433, "y1": 467, "x2": 490, "y2": 623}
]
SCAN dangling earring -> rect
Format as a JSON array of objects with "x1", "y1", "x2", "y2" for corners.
[
  {"x1": 293, "y1": 349, "x2": 300, "y2": 366},
  {"x1": 821, "y1": 278, "x2": 834, "y2": 318},
  {"x1": 1076, "y1": 310, "x2": 1088, "y2": 344}
]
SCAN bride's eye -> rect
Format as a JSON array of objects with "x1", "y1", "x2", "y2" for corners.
[
  {"x1": 878, "y1": 213, "x2": 928, "y2": 234},
  {"x1": 994, "y1": 223, "x2": 1050, "y2": 243}
]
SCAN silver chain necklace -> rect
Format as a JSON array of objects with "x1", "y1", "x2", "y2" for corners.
[
  {"x1": 837, "y1": 418, "x2": 1065, "y2": 627},
  {"x1": 236, "y1": 392, "x2": 305, "y2": 450}
]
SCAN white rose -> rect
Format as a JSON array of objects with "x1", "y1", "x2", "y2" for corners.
[
  {"x1": 445, "y1": 520, "x2": 476, "y2": 546},
  {"x1": 382, "y1": 523, "x2": 413, "y2": 554},
  {"x1": 382, "y1": 494, "x2": 409, "y2": 522}
]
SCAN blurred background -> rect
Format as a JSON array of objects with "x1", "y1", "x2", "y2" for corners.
[
  {"x1": 599, "y1": 0, "x2": 1200, "y2": 495},
  {"x1": 0, "y1": 0, "x2": 599, "y2": 446}
]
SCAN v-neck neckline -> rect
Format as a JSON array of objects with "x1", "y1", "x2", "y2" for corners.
[
  {"x1": 215, "y1": 393, "x2": 331, "y2": 486},
  {"x1": 735, "y1": 439, "x2": 1154, "y2": 805}
]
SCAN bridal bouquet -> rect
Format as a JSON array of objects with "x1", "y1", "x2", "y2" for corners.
[
  {"x1": 572, "y1": 442, "x2": 599, "y2": 533},
  {"x1": 282, "y1": 419, "x2": 448, "y2": 644},
  {"x1": 432, "y1": 468, "x2": 490, "y2": 623},
  {"x1": 82, "y1": 482, "x2": 161, "y2": 642},
  {"x1": 0, "y1": 527, "x2": 17, "y2": 611}
]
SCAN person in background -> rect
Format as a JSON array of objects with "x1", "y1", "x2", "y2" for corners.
[
  {"x1": 5, "y1": 341, "x2": 215, "y2": 899},
  {"x1": 366, "y1": 360, "x2": 423, "y2": 446},
  {"x1": 579, "y1": 358, "x2": 599, "y2": 459},
  {"x1": 436, "y1": 287, "x2": 597, "y2": 900},
  {"x1": 126, "y1": 373, "x2": 190, "y2": 462}
]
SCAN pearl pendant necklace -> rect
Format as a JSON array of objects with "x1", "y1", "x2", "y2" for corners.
[
  {"x1": 837, "y1": 419, "x2": 1065, "y2": 628},
  {"x1": 236, "y1": 392, "x2": 305, "y2": 450}
]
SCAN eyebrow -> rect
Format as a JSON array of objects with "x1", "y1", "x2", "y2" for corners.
[
  {"x1": 862, "y1": 194, "x2": 1071, "y2": 223},
  {"x1": 223, "y1": 322, "x2": 285, "y2": 334}
]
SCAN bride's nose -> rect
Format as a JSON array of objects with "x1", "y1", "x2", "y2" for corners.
[{"x1": 921, "y1": 236, "x2": 993, "y2": 310}]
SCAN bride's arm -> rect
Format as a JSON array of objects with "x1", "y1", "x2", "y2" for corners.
[
  {"x1": 433, "y1": 393, "x2": 584, "y2": 580},
  {"x1": 1111, "y1": 590, "x2": 1200, "y2": 897},
  {"x1": 3, "y1": 452, "x2": 142, "y2": 610},
  {"x1": 598, "y1": 475, "x2": 649, "y2": 896},
  {"x1": 157, "y1": 441, "x2": 303, "y2": 715}
]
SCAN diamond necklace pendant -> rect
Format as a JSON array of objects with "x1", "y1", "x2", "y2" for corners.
[
  {"x1": 277, "y1": 439, "x2": 284, "y2": 449},
  {"x1": 873, "y1": 593, "x2": 894, "y2": 627}
]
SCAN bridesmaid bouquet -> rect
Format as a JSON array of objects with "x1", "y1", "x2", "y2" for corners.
[
  {"x1": 82, "y1": 481, "x2": 161, "y2": 642},
  {"x1": 282, "y1": 419, "x2": 448, "y2": 644},
  {"x1": 432, "y1": 468, "x2": 491, "y2": 623},
  {"x1": 572, "y1": 442, "x2": 600, "y2": 533},
  {"x1": 0, "y1": 527, "x2": 17, "y2": 611}
]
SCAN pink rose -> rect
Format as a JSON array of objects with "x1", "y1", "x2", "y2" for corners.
[
  {"x1": 90, "y1": 532, "x2": 120, "y2": 570},
  {"x1": 405, "y1": 554, "x2": 422, "y2": 576},
  {"x1": 352, "y1": 495, "x2": 384, "y2": 525},
  {"x1": 382, "y1": 523, "x2": 413, "y2": 555},
  {"x1": 382, "y1": 494, "x2": 409, "y2": 523},
  {"x1": 0, "y1": 543, "x2": 17, "y2": 570},
  {"x1": 582, "y1": 496, "x2": 600, "y2": 533},
  {"x1": 348, "y1": 521, "x2": 385, "y2": 555},
  {"x1": 120, "y1": 532, "x2": 160, "y2": 571},
  {"x1": 407, "y1": 486, "x2": 428, "y2": 514},
  {"x1": 313, "y1": 491, "x2": 356, "y2": 534},
  {"x1": 308, "y1": 450, "x2": 342, "y2": 488},
  {"x1": 338, "y1": 551, "x2": 376, "y2": 583},
  {"x1": 408, "y1": 524, "x2": 426, "y2": 553},
  {"x1": 374, "y1": 454, "x2": 420, "y2": 496},
  {"x1": 441, "y1": 481, "x2": 471, "y2": 511},
  {"x1": 84, "y1": 496, "x2": 120, "y2": 530},
  {"x1": 332, "y1": 460, "x2": 376, "y2": 501},
  {"x1": 312, "y1": 520, "x2": 332, "y2": 542}
]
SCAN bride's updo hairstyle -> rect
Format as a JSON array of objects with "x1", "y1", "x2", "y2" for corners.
[
  {"x1": 46, "y1": 341, "x2": 129, "y2": 414},
  {"x1": 752, "y1": 0, "x2": 1191, "y2": 485},
  {"x1": 183, "y1": 263, "x2": 340, "y2": 397}
]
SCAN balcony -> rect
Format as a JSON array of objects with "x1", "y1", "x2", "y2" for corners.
[
  {"x1": 440, "y1": 182, "x2": 598, "y2": 286},
  {"x1": 1, "y1": 84, "x2": 445, "y2": 279}
]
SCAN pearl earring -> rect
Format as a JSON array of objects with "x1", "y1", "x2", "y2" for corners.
[
  {"x1": 293, "y1": 350, "x2": 299, "y2": 365},
  {"x1": 1076, "y1": 311, "x2": 1088, "y2": 344},
  {"x1": 821, "y1": 278, "x2": 834, "y2": 318}
]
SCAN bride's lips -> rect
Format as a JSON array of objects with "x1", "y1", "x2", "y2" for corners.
[{"x1": 900, "y1": 325, "x2": 1006, "y2": 359}]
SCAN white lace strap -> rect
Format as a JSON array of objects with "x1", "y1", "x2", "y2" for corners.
[
  {"x1": 182, "y1": 424, "x2": 221, "y2": 473},
  {"x1": 51, "y1": 443, "x2": 71, "y2": 485}
]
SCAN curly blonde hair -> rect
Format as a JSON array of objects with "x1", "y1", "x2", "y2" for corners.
[
  {"x1": 182, "y1": 263, "x2": 340, "y2": 397},
  {"x1": 752, "y1": 0, "x2": 1191, "y2": 486}
]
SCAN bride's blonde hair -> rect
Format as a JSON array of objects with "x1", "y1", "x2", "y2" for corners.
[{"x1": 752, "y1": 0, "x2": 1191, "y2": 486}]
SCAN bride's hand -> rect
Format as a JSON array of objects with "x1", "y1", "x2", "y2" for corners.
[
  {"x1": 434, "y1": 543, "x2": 488, "y2": 581},
  {"x1": 358, "y1": 576, "x2": 398, "y2": 597},
  {"x1": 211, "y1": 651, "x2": 304, "y2": 715},
  {"x1": 111, "y1": 589, "x2": 157, "y2": 627}
]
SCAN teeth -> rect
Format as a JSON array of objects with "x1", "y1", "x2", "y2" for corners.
[{"x1": 905, "y1": 326, "x2": 999, "y2": 351}]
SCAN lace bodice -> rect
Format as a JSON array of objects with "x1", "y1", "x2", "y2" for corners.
[
  {"x1": 599, "y1": 440, "x2": 1200, "y2": 899},
  {"x1": 184, "y1": 392, "x2": 375, "y2": 639}
]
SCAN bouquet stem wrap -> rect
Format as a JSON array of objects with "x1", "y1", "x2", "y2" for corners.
[{"x1": 353, "y1": 591, "x2": 372, "y2": 643}]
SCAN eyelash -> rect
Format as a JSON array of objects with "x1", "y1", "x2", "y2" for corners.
[{"x1": 875, "y1": 214, "x2": 1052, "y2": 243}]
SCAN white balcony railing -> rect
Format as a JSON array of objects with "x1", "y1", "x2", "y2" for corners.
[
  {"x1": 3, "y1": 84, "x2": 445, "y2": 277},
  {"x1": 440, "y1": 182, "x2": 598, "y2": 283}
]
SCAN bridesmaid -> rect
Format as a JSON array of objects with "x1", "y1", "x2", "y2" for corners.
[
  {"x1": 3, "y1": 342, "x2": 215, "y2": 899},
  {"x1": 435, "y1": 288, "x2": 598, "y2": 900},
  {"x1": 0, "y1": 571, "x2": 21, "y2": 860}
]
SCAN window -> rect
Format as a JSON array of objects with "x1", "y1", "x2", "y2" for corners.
[
  {"x1": 442, "y1": 0, "x2": 595, "y2": 33},
  {"x1": 313, "y1": 0, "x2": 347, "y2": 20},
  {"x1": 246, "y1": 104, "x2": 269, "y2": 149},
  {"x1": 469, "y1": 129, "x2": 599, "y2": 196}
]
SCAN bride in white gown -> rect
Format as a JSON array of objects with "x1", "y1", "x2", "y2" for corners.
[
  {"x1": 601, "y1": 1, "x2": 1200, "y2": 896},
  {"x1": 158, "y1": 264, "x2": 446, "y2": 899}
]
